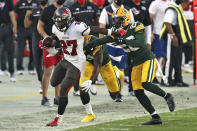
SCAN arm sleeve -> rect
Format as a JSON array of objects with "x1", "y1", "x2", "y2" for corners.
[
  {"x1": 76, "y1": 22, "x2": 91, "y2": 36},
  {"x1": 149, "y1": 1, "x2": 157, "y2": 15},
  {"x1": 99, "y1": 8, "x2": 108, "y2": 25},
  {"x1": 164, "y1": 9, "x2": 177, "y2": 24},
  {"x1": 145, "y1": 25, "x2": 152, "y2": 45},
  {"x1": 84, "y1": 36, "x2": 113, "y2": 51},
  {"x1": 129, "y1": 9, "x2": 135, "y2": 24}
]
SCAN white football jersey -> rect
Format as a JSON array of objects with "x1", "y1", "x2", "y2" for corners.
[{"x1": 52, "y1": 21, "x2": 90, "y2": 72}]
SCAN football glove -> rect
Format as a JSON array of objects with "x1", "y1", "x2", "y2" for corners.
[
  {"x1": 81, "y1": 80, "x2": 92, "y2": 92},
  {"x1": 42, "y1": 36, "x2": 56, "y2": 48},
  {"x1": 108, "y1": 26, "x2": 126, "y2": 38}
]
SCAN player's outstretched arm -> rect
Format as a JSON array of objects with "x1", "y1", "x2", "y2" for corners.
[
  {"x1": 84, "y1": 36, "x2": 114, "y2": 52},
  {"x1": 89, "y1": 26, "x2": 122, "y2": 37}
]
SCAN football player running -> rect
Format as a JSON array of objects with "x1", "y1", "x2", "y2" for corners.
[
  {"x1": 75, "y1": 35, "x2": 124, "y2": 123},
  {"x1": 84, "y1": 8, "x2": 175, "y2": 125},
  {"x1": 43, "y1": 7, "x2": 120, "y2": 126}
]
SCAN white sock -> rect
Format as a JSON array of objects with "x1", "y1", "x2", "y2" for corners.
[
  {"x1": 84, "y1": 103, "x2": 94, "y2": 115},
  {"x1": 151, "y1": 111, "x2": 157, "y2": 115},
  {"x1": 56, "y1": 114, "x2": 63, "y2": 118}
]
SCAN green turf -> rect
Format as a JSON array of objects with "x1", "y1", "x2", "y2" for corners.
[{"x1": 67, "y1": 108, "x2": 197, "y2": 131}]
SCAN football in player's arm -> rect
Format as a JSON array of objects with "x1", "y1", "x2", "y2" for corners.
[{"x1": 45, "y1": 7, "x2": 122, "y2": 126}]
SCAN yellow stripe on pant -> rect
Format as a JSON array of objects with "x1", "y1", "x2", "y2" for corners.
[{"x1": 131, "y1": 59, "x2": 156, "y2": 91}]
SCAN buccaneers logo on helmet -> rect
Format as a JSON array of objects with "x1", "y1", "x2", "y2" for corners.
[{"x1": 53, "y1": 7, "x2": 74, "y2": 32}]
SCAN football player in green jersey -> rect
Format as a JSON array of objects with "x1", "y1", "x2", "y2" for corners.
[
  {"x1": 77, "y1": 35, "x2": 124, "y2": 122},
  {"x1": 84, "y1": 8, "x2": 175, "y2": 125}
]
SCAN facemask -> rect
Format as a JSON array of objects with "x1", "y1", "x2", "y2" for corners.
[
  {"x1": 38, "y1": 0, "x2": 48, "y2": 6},
  {"x1": 57, "y1": 0, "x2": 65, "y2": 5},
  {"x1": 114, "y1": 0, "x2": 124, "y2": 6},
  {"x1": 77, "y1": 0, "x2": 85, "y2": 5},
  {"x1": 134, "y1": 0, "x2": 141, "y2": 2}
]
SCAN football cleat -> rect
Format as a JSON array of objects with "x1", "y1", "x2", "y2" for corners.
[
  {"x1": 114, "y1": 93, "x2": 123, "y2": 102},
  {"x1": 41, "y1": 97, "x2": 51, "y2": 107},
  {"x1": 165, "y1": 93, "x2": 175, "y2": 112},
  {"x1": 90, "y1": 85, "x2": 97, "y2": 95},
  {"x1": 46, "y1": 116, "x2": 62, "y2": 126},
  {"x1": 81, "y1": 114, "x2": 96, "y2": 122},
  {"x1": 142, "y1": 118, "x2": 162, "y2": 125},
  {"x1": 54, "y1": 97, "x2": 59, "y2": 106}
]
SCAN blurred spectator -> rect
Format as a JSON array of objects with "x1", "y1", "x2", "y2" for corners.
[
  {"x1": 69, "y1": 0, "x2": 100, "y2": 26},
  {"x1": 37, "y1": 0, "x2": 65, "y2": 106},
  {"x1": 0, "y1": 0, "x2": 17, "y2": 82},
  {"x1": 181, "y1": 0, "x2": 194, "y2": 73},
  {"x1": 141, "y1": 0, "x2": 155, "y2": 9},
  {"x1": 24, "y1": 0, "x2": 49, "y2": 93},
  {"x1": 161, "y1": 0, "x2": 192, "y2": 87},
  {"x1": 123, "y1": 0, "x2": 152, "y2": 95},
  {"x1": 149, "y1": 0, "x2": 169, "y2": 82},
  {"x1": 14, "y1": 0, "x2": 38, "y2": 75},
  {"x1": 99, "y1": 0, "x2": 135, "y2": 94},
  {"x1": 0, "y1": 48, "x2": 9, "y2": 76},
  {"x1": 64, "y1": 0, "x2": 75, "y2": 6}
]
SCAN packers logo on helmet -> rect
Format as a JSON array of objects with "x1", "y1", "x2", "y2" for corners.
[{"x1": 113, "y1": 8, "x2": 131, "y2": 28}]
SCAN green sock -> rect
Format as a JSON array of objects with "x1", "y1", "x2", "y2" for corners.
[
  {"x1": 142, "y1": 82, "x2": 166, "y2": 97},
  {"x1": 135, "y1": 89, "x2": 155, "y2": 114}
]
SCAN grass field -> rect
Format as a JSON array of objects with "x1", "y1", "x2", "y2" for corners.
[{"x1": 68, "y1": 108, "x2": 197, "y2": 131}]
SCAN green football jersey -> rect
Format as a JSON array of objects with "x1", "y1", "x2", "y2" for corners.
[
  {"x1": 84, "y1": 35, "x2": 110, "y2": 66},
  {"x1": 84, "y1": 22, "x2": 155, "y2": 66}
]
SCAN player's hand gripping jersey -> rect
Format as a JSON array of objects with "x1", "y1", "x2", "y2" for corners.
[{"x1": 84, "y1": 21, "x2": 155, "y2": 66}]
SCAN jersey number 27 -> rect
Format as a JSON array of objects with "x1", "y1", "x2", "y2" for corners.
[{"x1": 60, "y1": 40, "x2": 77, "y2": 56}]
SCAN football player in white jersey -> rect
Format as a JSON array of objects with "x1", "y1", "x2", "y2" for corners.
[{"x1": 43, "y1": 7, "x2": 119, "y2": 126}]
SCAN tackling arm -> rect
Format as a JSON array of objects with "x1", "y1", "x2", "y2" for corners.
[
  {"x1": 84, "y1": 36, "x2": 114, "y2": 52},
  {"x1": 89, "y1": 26, "x2": 109, "y2": 36},
  {"x1": 114, "y1": 32, "x2": 145, "y2": 47}
]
